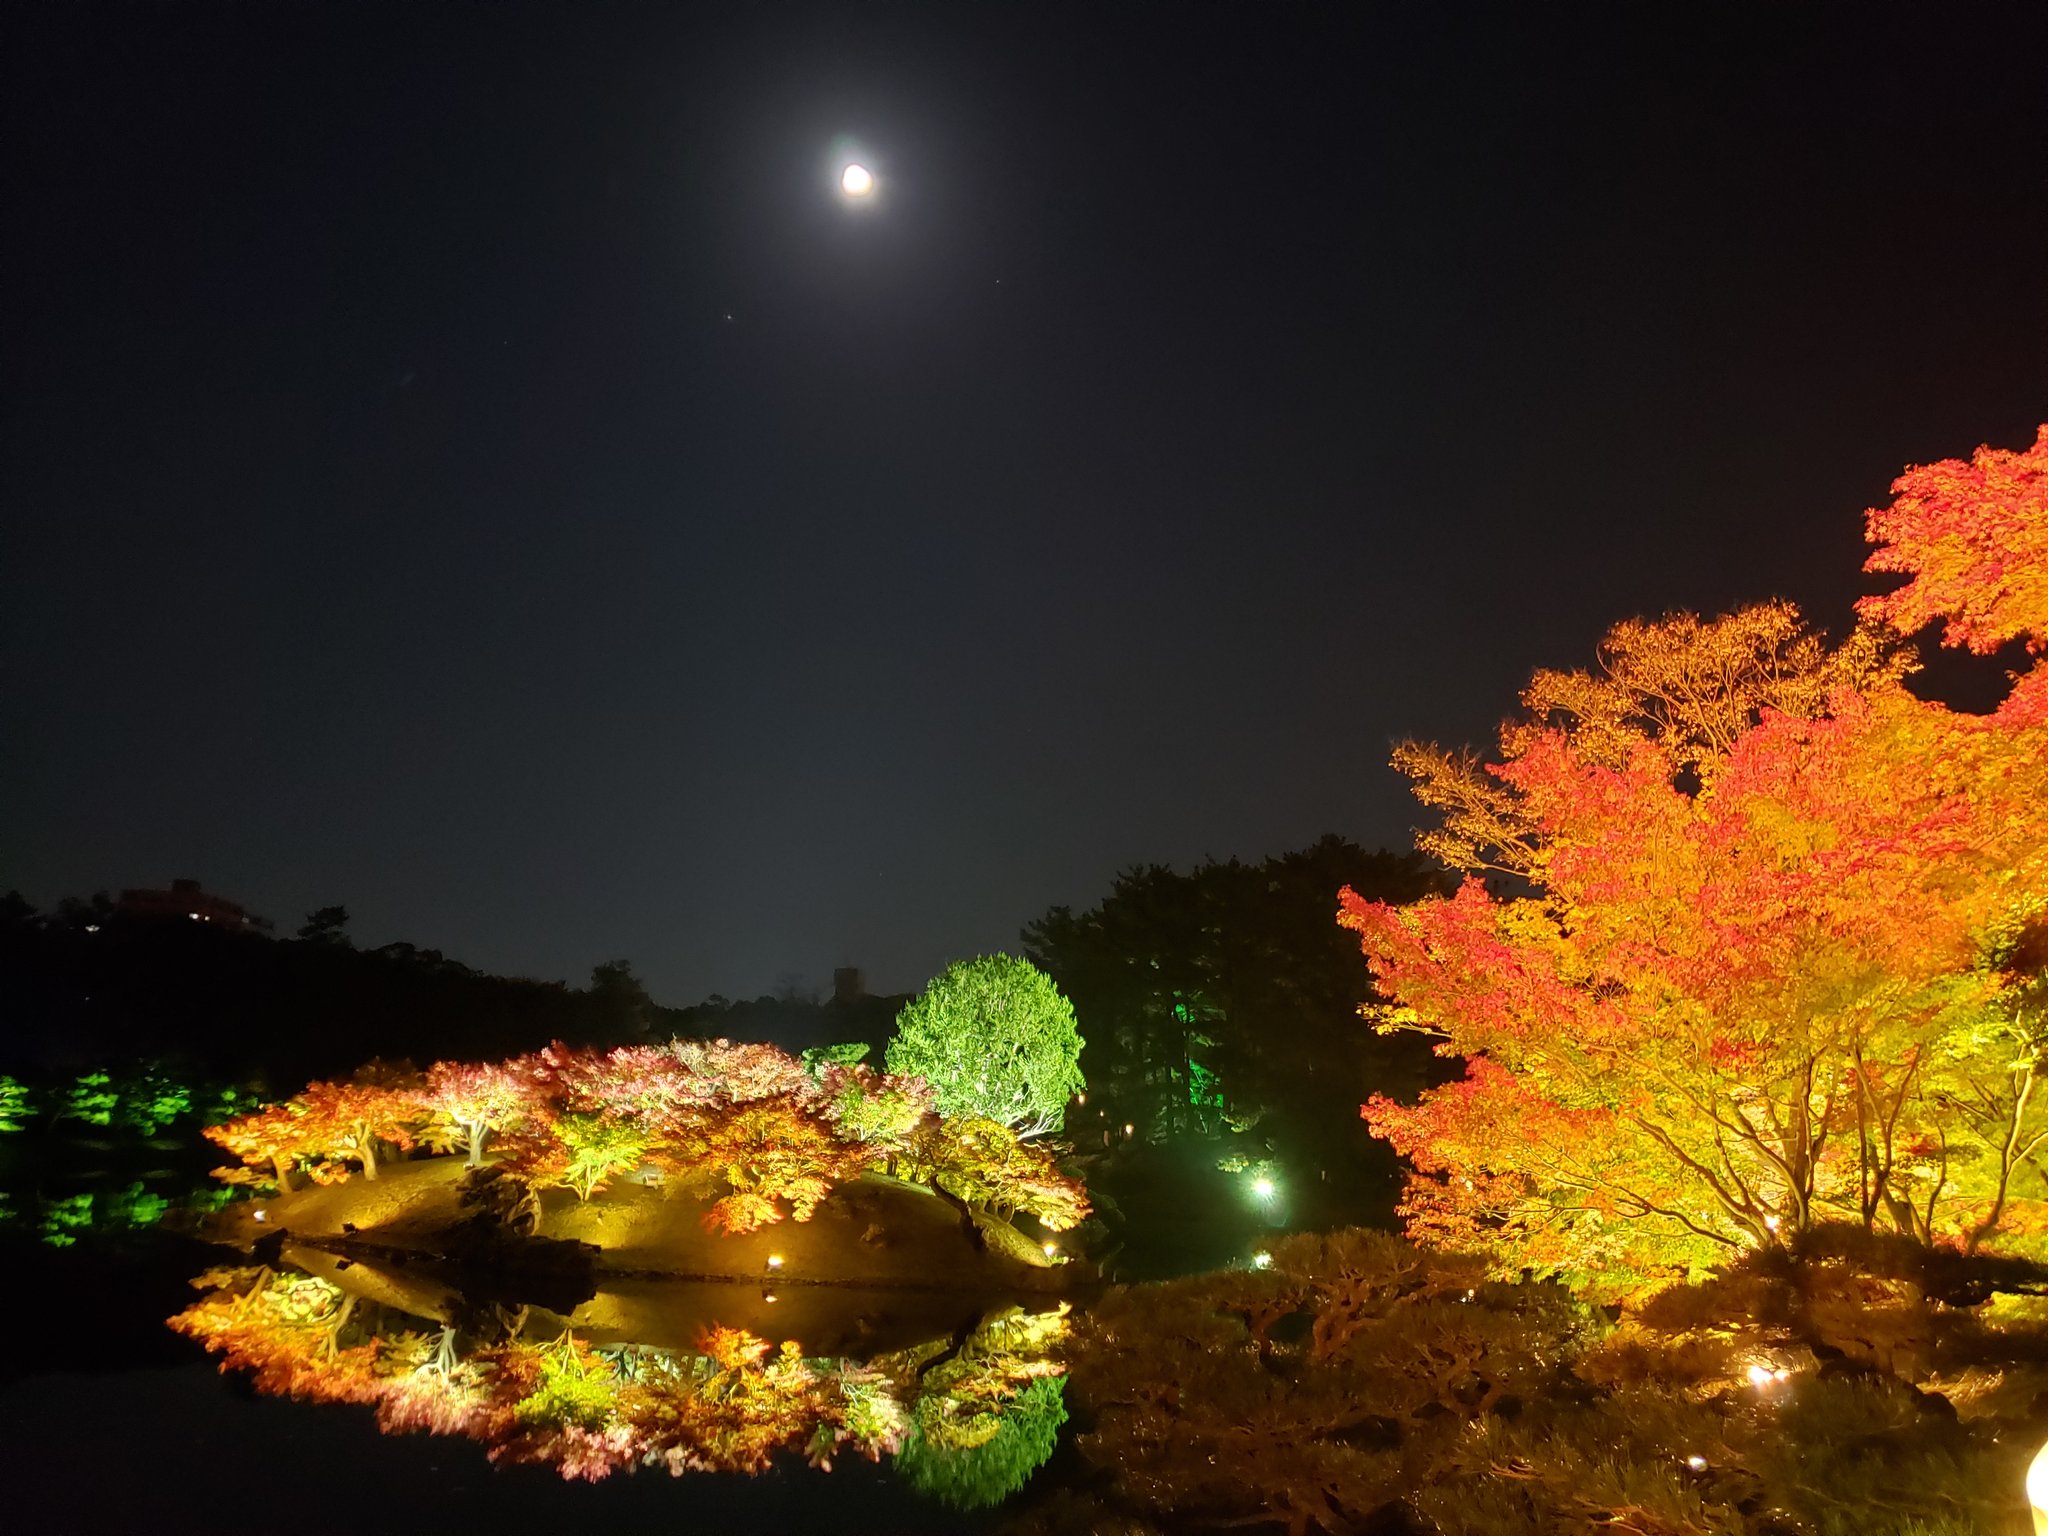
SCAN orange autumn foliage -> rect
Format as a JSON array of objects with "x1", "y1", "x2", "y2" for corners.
[
  {"x1": 1860, "y1": 423, "x2": 2048, "y2": 655},
  {"x1": 1350, "y1": 428, "x2": 2048, "y2": 1297},
  {"x1": 205, "y1": 1035, "x2": 1090, "y2": 1236},
  {"x1": 168, "y1": 1266, "x2": 1063, "y2": 1483},
  {"x1": 206, "y1": 1078, "x2": 425, "y2": 1187},
  {"x1": 661, "y1": 1092, "x2": 875, "y2": 1234}
]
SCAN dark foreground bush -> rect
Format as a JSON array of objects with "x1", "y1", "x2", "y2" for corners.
[{"x1": 1012, "y1": 1227, "x2": 2047, "y2": 1535}]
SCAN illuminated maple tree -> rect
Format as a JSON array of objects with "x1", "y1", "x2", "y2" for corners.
[
  {"x1": 209, "y1": 1079, "x2": 426, "y2": 1187},
  {"x1": 1859, "y1": 422, "x2": 2048, "y2": 657},
  {"x1": 1387, "y1": 597, "x2": 1910, "y2": 879},
  {"x1": 205, "y1": 1032, "x2": 1089, "y2": 1251},
  {"x1": 667, "y1": 1038, "x2": 817, "y2": 1104},
  {"x1": 626, "y1": 1328, "x2": 842, "y2": 1473},
  {"x1": 488, "y1": 1043, "x2": 692, "y2": 1200},
  {"x1": 820, "y1": 1064, "x2": 935, "y2": 1171},
  {"x1": 424, "y1": 1057, "x2": 542, "y2": 1167},
  {"x1": 661, "y1": 1091, "x2": 875, "y2": 1234},
  {"x1": 206, "y1": 1100, "x2": 319, "y2": 1190},
  {"x1": 520, "y1": 1109, "x2": 651, "y2": 1202},
  {"x1": 905, "y1": 1115, "x2": 1091, "y2": 1232},
  {"x1": 1349, "y1": 428, "x2": 2048, "y2": 1293},
  {"x1": 526, "y1": 1042, "x2": 703, "y2": 1122},
  {"x1": 170, "y1": 1268, "x2": 379, "y2": 1394},
  {"x1": 286, "y1": 1079, "x2": 425, "y2": 1182}
]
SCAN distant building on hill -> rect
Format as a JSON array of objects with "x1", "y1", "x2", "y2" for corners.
[
  {"x1": 833, "y1": 966, "x2": 866, "y2": 1004},
  {"x1": 117, "y1": 877, "x2": 263, "y2": 930}
]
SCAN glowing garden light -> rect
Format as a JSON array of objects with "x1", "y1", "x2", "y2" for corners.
[
  {"x1": 2028, "y1": 1437, "x2": 2048, "y2": 1533},
  {"x1": 840, "y1": 163, "x2": 874, "y2": 197},
  {"x1": 1685, "y1": 1454, "x2": 1708, "y2": 1472},
  {"x1": 766, "y1": 1254, "x2": 783, "y2": 1270},
  {"x1": 1042, "y1": 1242, "x2": 1058, "y2": 1258},
  {"x1": 1251, "y1": 1250, "x2": 1273, "y2": 1270},
  {"x1": 1252, "y1": 1176, "x2": 1276, "y2": 1201}
]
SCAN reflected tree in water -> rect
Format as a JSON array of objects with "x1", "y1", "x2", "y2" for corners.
[
  {"x1": 167, "y1": 1263, "x2": 1071, "y2": 1491},
  {"x1": 897, "y1": 1375, "x2": 1066, "y2": 1509},
  {"x1": 1032, "y1": 1227, "x2": 2048, "y2": 1536}
]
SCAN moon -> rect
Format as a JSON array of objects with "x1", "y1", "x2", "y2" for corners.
[{"x1": 840, "y1": 163, "x2": 874, "y2": 197}]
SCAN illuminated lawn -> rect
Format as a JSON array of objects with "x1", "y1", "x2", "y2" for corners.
[{"x1": 229, "y1": 1153, "x2": 1066, "y2": 1285}]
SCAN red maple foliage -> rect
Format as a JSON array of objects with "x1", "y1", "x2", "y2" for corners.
[
  {"x1": 1860, "y1": 423, "x2": 2048, "y2": 655},
  {"x1": 207, "y1": 1034, "x2": 1092, "y2": 1236},
  {"x1": 208, "y1": 1079, "x2": 427, "y2": 1187},
  {"x1": 661, "y1": 1091, "x2": 876, "y2": 1234},
  {"x1": 1348, "y1": 428, "x2": 2048, "y2": 1295},
  {"x1": 424, "y1": 1057, "x2": 544, "y2": 1167}
]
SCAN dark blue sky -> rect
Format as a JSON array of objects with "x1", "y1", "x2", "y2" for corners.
[{"x1": 5, "y1": 2, "x2": 2044, "y2": 1003}]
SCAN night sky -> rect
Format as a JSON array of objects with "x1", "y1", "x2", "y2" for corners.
[{"x1": 5, "y1": 3, "x2": 2044, "y2": 1004}]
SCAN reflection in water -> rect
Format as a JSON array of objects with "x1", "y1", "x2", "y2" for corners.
[
  {"x1": 7, "y1": 1177, "x2": 233, "y2": 1247},
  {"x1": 168, "y1": 1256, "x2": 1070, "y2": 1496},
  {"x1": 897, "y1": 1374, "x2": 1067, "y2": 1510}
]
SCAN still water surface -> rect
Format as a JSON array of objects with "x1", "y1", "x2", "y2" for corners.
[
  {"x1": 2, "y1": 1235, "x2": 1052, "y2": 1534},
  {"x1": 0, "y1": 1143, "x2": 1301, "y2": 1534}
]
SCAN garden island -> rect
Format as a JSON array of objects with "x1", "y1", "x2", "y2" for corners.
[{"x1": 175, "y1": 958, "x2": 1089, "y2": 1496}]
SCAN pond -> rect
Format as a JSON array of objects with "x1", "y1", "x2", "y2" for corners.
[
  {"x1": 6, "y1": 1137, "x2": 2033, "y2": 1536},
  {"x1": 0, "y1": 1229, "x2": 1071, "y2": 1532},
  {"x1": 0, "y1": 1128, "x2": 1307, "y2": 1535}
]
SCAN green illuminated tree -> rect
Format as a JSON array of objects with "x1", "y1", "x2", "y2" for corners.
[
  {"x1": 513, "y1": 1332, "x2": 620, "y2": 1431},
  {"x1": 540, "y1": 1110, "x2": 650, "y2": 1201},
  {"x1": 799, "y1": 1041, "x2": 871, "y2": 1077},
  {"x1": 63, "y1": 1071, "x2": 119, "y2": 1127},
  {"x1": 896, "y1": 1374, "x2": 1066, "y2": 1508},
  {"x1": 886, "y1": 956, "x2": 1084, "y2": 1138},
  {"x1": 106, "y1": 1180, "x2": 170, "y2": 1229},
  {"x1": 0, "y1": 1076, "x2": 29, "y2": 1134},
  {"x1": 1024, "y1": 839, "x2": 1449, "y2": 1156},
  {"x1": 39, "y1": 1192, "x2": 95, "y2": 1247},
  {"x1": 116, "y1": 1065, "x2": 193, "y2": 1135}
]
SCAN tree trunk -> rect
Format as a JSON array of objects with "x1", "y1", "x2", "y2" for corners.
[
  {"x1": 927, "y1": 1176, "x2": 986, "y2": 1250},
  {"x1": 1967, "y1": 1065, "x2": 2038, "y2": 1255}
]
